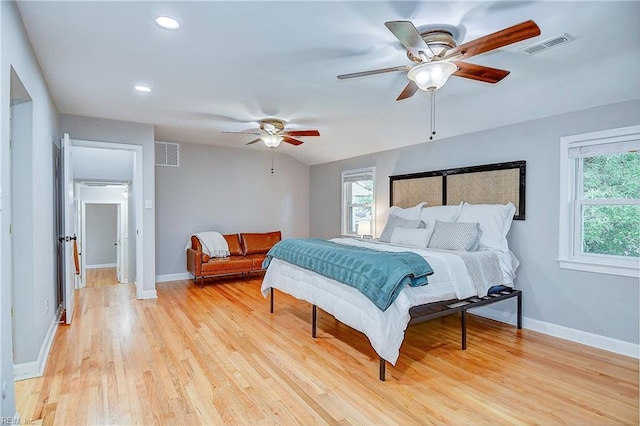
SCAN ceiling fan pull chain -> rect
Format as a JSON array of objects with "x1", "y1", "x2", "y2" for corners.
[
  {"x1": 429, "y1": 89, "x2": 436, "y2": 140},
  {"x1": 271, "y1": 148, "x2": 275, "y2": 174}
]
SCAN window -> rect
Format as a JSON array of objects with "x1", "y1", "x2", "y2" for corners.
[
  {"x1": 559, "y1": 125, "x2": 640, "y2": 277},
  {"x1": 342, "y1": 167, "x2": 375, "y2": 237}
]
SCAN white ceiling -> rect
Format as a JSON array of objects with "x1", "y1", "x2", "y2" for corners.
[{"x1": 17, "y1": 1, "x2": 640, "y2": 166}]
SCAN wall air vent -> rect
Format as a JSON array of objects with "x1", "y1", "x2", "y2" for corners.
[
  {"x1": 519, "y1": 33, "x2": 573, "y2": 56},
  {"x1": 155, "y1": 142, "x2": 179, "y2": 167}
]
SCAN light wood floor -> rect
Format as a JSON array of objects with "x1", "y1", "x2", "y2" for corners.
[
  {"x1": 85, "y1": 267, "x2": 118, "y2": 288},
  {"x1": 16, "y1": 276, "x2": 639, "y2": 425}
]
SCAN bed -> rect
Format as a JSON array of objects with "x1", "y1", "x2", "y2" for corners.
[{"x1": 261, "y1": 161, "x2": 526, "y2": 380}]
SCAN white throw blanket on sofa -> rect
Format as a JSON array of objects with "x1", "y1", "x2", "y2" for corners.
[{"x1": 187, "y1": 231, "x2": 230, "y2": 258}]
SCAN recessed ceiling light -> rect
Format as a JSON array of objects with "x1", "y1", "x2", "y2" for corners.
[
  {"x1": 134, "y1": 85, "x2": 152, "y2": 93},
  {"x1": 155, "y1": 16, "x2": 180, "y2": 30}
]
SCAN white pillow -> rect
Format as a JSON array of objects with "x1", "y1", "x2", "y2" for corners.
[
  {"x1": 419, "y1": 203, "x2": 463, "y2": 228},
  {"x1": 456, "y1": 202, "x2": 516, "y2": 252},
  {"x1": 388, "y1": 202, "x2": 425, "y2": 220},
  {"x1": 379, "y1": 216, "x2": 425, "y2": 243},
  {"x1": 390, "y1": 227, "x2": 434, "y2": 248},
  {"x1": 427, "y1": 220, "x2": 482, "y2": 251}
]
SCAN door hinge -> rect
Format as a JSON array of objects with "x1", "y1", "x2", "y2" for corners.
[
  {"x1": 9, "y1": 224, "x2": 12, "y2": 234},
  {"x1": 10, "y1": 307, "x2": 14, "y2": 318}
]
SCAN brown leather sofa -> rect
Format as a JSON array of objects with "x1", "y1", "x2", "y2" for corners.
[{"x1": 186, "y1": 231, "x2": 281, "y2": 287}]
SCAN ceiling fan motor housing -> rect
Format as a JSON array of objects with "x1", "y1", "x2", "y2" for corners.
[
  {"x1": 407, "y1": 30, "x2": 458, "y2": 63},
  {"x1": 260, "y1": 118, "x2": 286, "y2": 133}
]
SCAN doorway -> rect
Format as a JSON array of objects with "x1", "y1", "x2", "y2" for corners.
[
  {"x1": 84, "y1": 203, "x2": 118, "y2": 287},
  {"x1": 66, "y1": 139, "x2": 143, "y2": 298},
  {"x1": 76, "y1": 184, "x2": 129, "y2": 288}
]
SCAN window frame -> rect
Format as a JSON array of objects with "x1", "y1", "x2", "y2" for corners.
[
  {"x1": 558, "y1": 125, "x2": 640, "y2": 278},
  {"x1": 341, "y1": 167, "x2": 376, "y2": 237}
]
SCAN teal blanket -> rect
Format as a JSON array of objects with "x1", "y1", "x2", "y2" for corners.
[{"x1": 262, "y1": 238, "x2": 433, "y2": 311}]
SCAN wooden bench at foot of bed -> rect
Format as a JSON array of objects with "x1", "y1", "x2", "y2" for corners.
[{"x1": 269, "y1": 287, "x2": 522, "y2": 381}]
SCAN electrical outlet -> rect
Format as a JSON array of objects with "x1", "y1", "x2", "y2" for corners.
[{"x1": 46, "y1": 298, "x2": 49, "y2": 314}]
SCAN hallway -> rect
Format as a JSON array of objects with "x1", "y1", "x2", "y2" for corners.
[{"x1": 85, "y1": 267, "x2": 118, "y2": 288}]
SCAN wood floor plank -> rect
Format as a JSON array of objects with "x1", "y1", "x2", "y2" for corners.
[
  {"x1": 85, "y1": 267, "x2": 119, "y2": 288},
  {"x1": 15, "y1": 278, "x2": 639, "y2": 425}
]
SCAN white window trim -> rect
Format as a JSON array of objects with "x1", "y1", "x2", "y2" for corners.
[
  {"x1": 341, "y1": 167, "x2": 376, "y2": 237},
  {"x1": 558, "y1": 125, "x2": 640, "y2": 278}
]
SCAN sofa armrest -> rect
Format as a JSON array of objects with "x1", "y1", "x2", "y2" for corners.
[{"x1": 186, "y1": 248, "x2": 203, "y2": 277}]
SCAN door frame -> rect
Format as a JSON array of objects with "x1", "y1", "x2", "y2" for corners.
[
  {"x1": 66, "y1": 139, "x2": 144, "y2": 299},
  {"x1": 62, "y1": 133, "x2": 76, "y2": 324}
]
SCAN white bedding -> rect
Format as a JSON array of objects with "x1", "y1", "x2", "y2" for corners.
[{"x1": 260, "y1": 238, "x2": 518, "y2": 365}]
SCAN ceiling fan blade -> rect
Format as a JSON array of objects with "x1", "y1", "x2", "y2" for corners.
[
  {"x1": 452, "y1": 61, "x2": 510, "y2": 83},
  {"x1": 285, "y1": 130, "x2": 320, "y2": 137},
  {"x1": 337, "y1": 65, "x2": 411, "y2": 80},
  {"x1": 384, "y1": 21, "x2": 434, "y2": 58},
  {"x1": 283, "y1": 136, "x2": 304, "y2": 146},
  {"x1": 246, "y1": 138, "x2": 262, "y2": 145},
  {"x1": 222, "y1": 131, "x2": 262, "y2": 135},
  {"x1": 396, "y1": 81, "x2": 419, "y2": 101},
  {"x1": 444, "y1": 20, "x2": 540, "y2": 61}
]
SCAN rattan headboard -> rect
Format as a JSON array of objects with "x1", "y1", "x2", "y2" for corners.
[{"x1": 389, "y1": 161, "x2": 526, "y2": 220}]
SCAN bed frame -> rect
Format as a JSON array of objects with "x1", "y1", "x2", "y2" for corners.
[
  {"x1": 268, "y1": 161, "x2": 526, "y2": 380},
  {"x1": 269, "y1": 286, "x2": 522, "y2": 381}
]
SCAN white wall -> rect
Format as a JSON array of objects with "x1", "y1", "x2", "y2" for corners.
[
  {"x1": 1, "y1": 0, "x2": 60, "y2": 416},
  {"x1": 85, "y1": 204, "x2": 117, "y2": 266},
  {"x1": 73, "y1": 146, "x2": 133, "y2": 182},
  {"x1": 310, "y1": 100, "x2": 640, "y2": 351},
  {"x1": 9, "y1": 101, "x2": 35, "y2": 364},
  {"x1": 155, "y1": 142, "x2": 310, "y2": 278},
  {"x1": 60, "y1": 114, "x2": 156, "y2": 298}
]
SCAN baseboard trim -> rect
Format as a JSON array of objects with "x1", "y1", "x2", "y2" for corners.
[
  {"x1": 472, "y1": 306, "x2": 640, "y2": 359},
  {"x1": 86, "y1": 263, "x2": 117, "y2": 269},
  {"x1": 14, "y1": 310, "x2": 60, "y2": 381},
  {"x1": 156, "y1": 272, "x2": 192, "y2": 283},
  {"x1": 139, "y1": 289, "x2": 158, "y2": 299}
]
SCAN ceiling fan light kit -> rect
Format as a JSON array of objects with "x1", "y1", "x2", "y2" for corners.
[
  {"x1": 407, "y1": 61, "x2": 457, "y2": 91},
  {"x1": 260, "y1": 134, "x2": 283, "y2": 148}
]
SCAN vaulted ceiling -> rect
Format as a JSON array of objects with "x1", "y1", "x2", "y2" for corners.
[{"x1": 17, "y1": 1, "x2": 640, "y2": 165}]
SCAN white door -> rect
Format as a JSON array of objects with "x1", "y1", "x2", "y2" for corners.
[
  {"x1": 62, "y1": 133, "x2": 76, "y2": 324},
  {"x1": 116, "y1": 204, "x2": 121, "y2": 283}
]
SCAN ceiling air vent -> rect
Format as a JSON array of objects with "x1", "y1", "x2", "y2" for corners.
[
  {"x1": 155, "y1": 142, "x2": 179, "y2": 167},
  {"x1": 519, "y1": 33, "x2": 572, "y2": 56}
]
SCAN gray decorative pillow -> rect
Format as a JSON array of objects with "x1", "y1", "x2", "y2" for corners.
[
  {"x1": 379, "y1": 216, "x2": 426, "y2": 243},
  {"x1": 427, "y1": 220, "x2": 482, "y2": 251}
]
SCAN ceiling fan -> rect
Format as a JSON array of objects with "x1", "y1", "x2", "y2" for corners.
[
  {"x1": 337, "y1": 20, "x2": 541, "y2": 100},
  {"x1": 222, "y1": 118, "x2": 320, "y2": 148}
]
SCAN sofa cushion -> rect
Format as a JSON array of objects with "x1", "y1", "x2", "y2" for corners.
[
  {"x1": 244, "y1": 253, "x2": 267, "y2": 270},
  {"x1": 241, "y1": 231, "x2": 282, "y2": 255},
  {"x1": 201, "y1": 257, "x2": 253, "y2": 273},
  {"x1": 223, "y1": 234, "x2": 243, "y2": 256}
]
